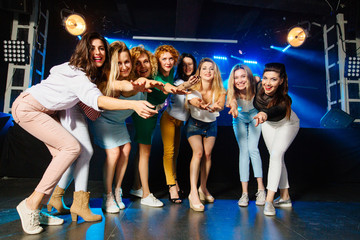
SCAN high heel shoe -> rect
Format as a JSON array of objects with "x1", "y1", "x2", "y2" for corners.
[
  {"x1": 198, "y1": 187, "x2": 215, "y2": 203},
  {"x1": 188, "y1": 195, "x2": 204, "y2": 212},
  {"x1": 168, "y1": 184, "x2": 182, "y2": 204}
]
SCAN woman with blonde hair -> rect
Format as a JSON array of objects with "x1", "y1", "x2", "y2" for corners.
[
  {"x1": 186, "y1": 58, "x2": 226, "y2": 211},
  {"x1": 89, "y1": 41, "x2": 163, "y2": 213},
  {"x1": 227, "y1": 64, "x2": 266, "y2": 207},
  {"x1": 131, "y1": 45, "x2": 187, "y2": 207}
]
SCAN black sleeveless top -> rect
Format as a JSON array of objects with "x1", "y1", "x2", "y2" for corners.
[{"x1": 253, "y1": 82, "x2": 288, "y2": 122}]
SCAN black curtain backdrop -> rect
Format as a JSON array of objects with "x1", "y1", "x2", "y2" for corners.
[{"x1": 1, "y1": 122, "x2": 360, "y2": 194}]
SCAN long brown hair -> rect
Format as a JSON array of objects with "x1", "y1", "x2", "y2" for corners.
[
  {"x1": 261, "y1": 62, "x2": 292, "y2": 119},
  {"x1": 69, "y1": 32, "x2": 110, "y2": 85},
  {"x1": 227, "y1": 64, "x2": 256, "y2": 103}
]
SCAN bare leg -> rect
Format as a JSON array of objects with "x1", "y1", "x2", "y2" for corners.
[
  {"x1": 199, "y1": 136, "x2": 215, "y2": 197},
  {"x1": 138, "y1": 144, "x2": 151, "y2": 198},
  {"x1": 257, "y1": 178, "x2": 265, "y2": 190},
  {"x1": 114, "y1": 143, "x2": 131, "y2": 189},
  {"x1": 103, "y1": 147, "x2": 121, "y2": 194},
  {"x1": 241, "y1": 182, "x2": 248, "y2": 194},
  {"x1": 188, "y1": 135, "x2": 204, "y2": 206}
]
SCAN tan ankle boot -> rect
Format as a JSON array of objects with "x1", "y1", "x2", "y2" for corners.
[
  {"x1": 47, "y1": 186, "x2": 70, "y2": 214},
  {"x1": 70, "y1": 191, "x2": 102, "y2": 222}
]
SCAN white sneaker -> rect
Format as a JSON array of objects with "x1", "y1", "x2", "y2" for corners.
[
  {"x1": 264, "y1": 201, "x2": 276, "y2": 216},
  {"x1": 130, "y1": 187, "x2": 143, "y2": 198},
  {"x1": 102, "y1": 193, "x2": 120, "y2": 213},
  {"x1": 140, "y1": 193, "x2": 164, "y2": 207},
  {"x1": 114, "y1": 188, "x2": 125, "y2": 210},
  {"x1": 39, "y1": 211, "x2": 64, "y2": 225},
  {"x1": 255, "y1": 190, "x2": 266, "y2": 206},
  {"x1": 16, "y1": 199, "x2": 43, "y2": 234},
  {"x1": 273, "y1": 197, "x2": 292, "y2": 208},
  {"x1": 238, "y1": 193, "x2": 249, "y2": 207}
]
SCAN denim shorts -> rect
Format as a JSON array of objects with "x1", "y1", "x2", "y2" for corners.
[{"x1": 185, "y1": 116, "x2": 217, "y2": 139}]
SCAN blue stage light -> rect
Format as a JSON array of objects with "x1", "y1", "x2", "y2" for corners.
[
  {"x1": 243, "y1": 60, "x2": 258, "y2": 64},
  {"x1": 213, "y1": 55, "x2": 228, "y2": 60},
  {"x1": 282, "y1": 44, "x2": 291, "y2": 52},
  {"x1": 77, "y1": 35, "x2": 82, "y2": 40}
]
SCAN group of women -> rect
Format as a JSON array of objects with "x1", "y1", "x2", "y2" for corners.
[{"x1": 12, "y1": 32, "x2": 299, "y2": 235}]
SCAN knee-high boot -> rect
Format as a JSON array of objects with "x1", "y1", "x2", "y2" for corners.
[
  {"x1": 47, "y1": 186, "x2": 70, "y2": 214},
  {"x1": 70, "y1": 191, "x2": 102, "y2": 222}
]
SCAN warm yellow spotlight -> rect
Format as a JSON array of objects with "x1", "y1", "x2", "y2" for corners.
[
  {"x1": 287, "y1": 26, "x2": 307, "y2": 47},
  {"x1": 64, "y1": 13, "x2": 86, "y2": 36}
]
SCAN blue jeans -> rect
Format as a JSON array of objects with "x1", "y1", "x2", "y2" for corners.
[
  {"x1": 233, "y1": 108, "x2": 262, "y2": 182},
  {"x1": 186, "y1": 116, "x2": 217, "y2": 139}
]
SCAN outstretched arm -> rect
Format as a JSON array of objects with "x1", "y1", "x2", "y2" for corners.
[
  {"x1": 97, "y1": 95, "x2": 157, "y2": 119},
  {"x1": 227, "y1": 98, "x2": 238, "y2": 118},
  {"x1": 208, "y1": 94, "x2": 226, "y2": 112},
  {"x1": 253, "y1": 111, "x2": 268, "y2": 127},
  {"x1": 188, "y1": 97, "x2": 211, "y2": 110},
  {"x1": 176, "y1": 76, "x2": 201, "y2": 91}
]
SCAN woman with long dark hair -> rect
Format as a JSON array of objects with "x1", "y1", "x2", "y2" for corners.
[
  {"x1": 12, "y1": 32, "x2": 157, "y2": 234},
  {"x1": 253, "y1": 62, "x2": 299, "y2": 216}
]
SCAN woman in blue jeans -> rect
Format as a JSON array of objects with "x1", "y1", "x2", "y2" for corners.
[{"x1": 227, "y1": 64, "x2": 266, "y2": 207}]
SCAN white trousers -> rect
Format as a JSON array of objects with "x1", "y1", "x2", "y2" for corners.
[
  {"x1": 262, "y1": 110, "x2": 299, "y2": 192},
  {"x1": 57, "y1": 104, "x2": 93, "y2": 191}
]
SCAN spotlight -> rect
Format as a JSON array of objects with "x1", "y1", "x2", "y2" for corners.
[
  {"x1": 287, "y1": 26, "x2": 308, "y2": 47},
  {"x1": 2, "y1": 40, "x2": 29, "y2": 65},
  {"x1": 60, "y1": 9, "x2": 86, "y2": 36},
  {"x1": 345, "y1": 56, "x2": 360, "y2": 79}
]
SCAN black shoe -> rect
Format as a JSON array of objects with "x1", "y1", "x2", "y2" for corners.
[{"x1": 168, "y1": 185, "x2": 182, "y2": 204}]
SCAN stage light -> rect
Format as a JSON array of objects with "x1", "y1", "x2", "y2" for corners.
[
  {"x1": 287, "y1": 26, "x2": 307, "y2": 47},
  {"x1": 345, "y1": 56, "x2": 360, "y2": 79},
  {"x1": 61, "y1": 9, "x2": 86, "y2": 36},
  {"x1": 2, "y1": 40, "x2": 30, "y2": 65},
  {"x1": 213, "y1": 55, "x2": 228, "y2": 60},
  {"x1": 243, "y1": 60, "x2": 258, "y2": 64},
  {"x1": 282, "y1": 44, "x2": 291, "y2": 52}
]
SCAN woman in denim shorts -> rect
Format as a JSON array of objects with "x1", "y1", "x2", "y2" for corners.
[{"x1": 185, "y1": 58, "x2": 226, "y2": 212}]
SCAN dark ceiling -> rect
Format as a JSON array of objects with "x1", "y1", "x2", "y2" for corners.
[{"x1": 47, "y1": 0, "x2": 353, "y2": 47}]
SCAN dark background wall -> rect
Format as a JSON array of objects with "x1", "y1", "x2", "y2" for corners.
[{"x1": 1, "y1": 122, "x2": 360, "y2": 195}]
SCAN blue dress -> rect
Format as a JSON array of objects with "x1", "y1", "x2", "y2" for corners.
[{"x1": 89, "y1": 92, "x2": 145, "y2": 149}]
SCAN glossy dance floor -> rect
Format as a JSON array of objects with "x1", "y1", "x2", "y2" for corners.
[{"x1": 1, "y1": 179, "x2": 360, "y2": 240}]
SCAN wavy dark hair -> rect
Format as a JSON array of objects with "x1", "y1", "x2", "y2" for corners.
[
  {"x1": 175, "y1": 53, "x2": 197, "y2": 81},
  {"x1": 260, "y1": 62, "x2": 292, "y2": 119},
  {"x1": 69, "y1": 32, "x2": 110, "y2": 86}
]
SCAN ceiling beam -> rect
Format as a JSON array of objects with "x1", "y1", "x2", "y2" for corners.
[{"x1": 213, "y1": 0, "x2": 331, "y2": 15}]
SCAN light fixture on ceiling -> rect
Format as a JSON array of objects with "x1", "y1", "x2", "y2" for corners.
[
  {"x1": 287, "y1": 21, "x2": 311, "y2": 47},
  {"x1": 60, "y1": 9, "x2": 86, "y2": 36}
]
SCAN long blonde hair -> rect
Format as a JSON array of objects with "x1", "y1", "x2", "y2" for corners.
[
  {"x1": 190, "y1": 58, "x2": 226, "y2": 103},
  {"x1": 227, "y1": 64, "x2": 256, "y2": 104},
  {"x1": 100, "y1": 41, "x2": 132, "y2": 97}
]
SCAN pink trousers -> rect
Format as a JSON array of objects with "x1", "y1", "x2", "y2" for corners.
[{"x1": 12, "y1": 92, "x2": 81, "y2": 203}]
